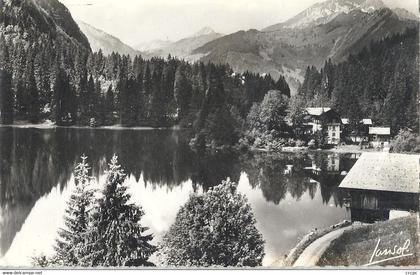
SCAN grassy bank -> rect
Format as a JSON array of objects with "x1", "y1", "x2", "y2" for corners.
[
  {"x1": 318, "y1": 215, "x2": 419, "y2": 267},
  {"x1": 275, "y1": 220, "x2": 352, "y2": 267}
]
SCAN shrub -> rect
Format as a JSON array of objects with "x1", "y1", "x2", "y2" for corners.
[
  {"x1": 158, "y1": 179, "x2": 265, "y2": 267},
  {"x1": 296, "y1": 140, "x2": 306, "y2": 147},
  {"x1": 390, "y1": 129, "x2": 420, "y2": 153}
]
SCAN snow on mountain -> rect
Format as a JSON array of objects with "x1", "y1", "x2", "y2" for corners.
[{"x1": 264, "y1": 0, "x2": 386, "y2": 31}]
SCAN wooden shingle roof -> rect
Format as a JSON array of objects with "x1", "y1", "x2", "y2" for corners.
[{"x1": 339, "y1": 152, "x2": 419, "y2": 193}]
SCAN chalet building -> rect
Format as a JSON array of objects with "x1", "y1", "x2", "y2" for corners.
[
  {"x1": 369, "y1": 127, "x2": 391, "y2": 148},
  {"x1": 341, "y1": 118, "x2": 373, "y2": 143},
  {"x1": 339, "y1": 153, "x2": 419, "y2": 223},
  {"x1": 326, "y1": 153, "x2": 340, "y2": 173},
  {"x1": 303, "y1": 107, "x2": 341, "y2": 145}
]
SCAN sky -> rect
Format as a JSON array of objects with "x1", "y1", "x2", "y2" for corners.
[{"x1": 59, "y1": 0, "x2": 419, "y2": 47}]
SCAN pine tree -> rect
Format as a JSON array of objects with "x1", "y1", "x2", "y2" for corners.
[
  {"x1": 275, "y1": 75, "x2": 290, "y2": 97},
  {"x1": 104, "y1": 84, "x2": 115, "y2": 125},
  {"x1": 87, "y1": 75, "x2": 95, "y2": 123},
  {"x1": 120, "y1": 76, "x2": 138, "y2": 126},
  {"x1": 91, "y1": 78, "x2": 102, "y2": 126},
  {"x1": 54, "y1": 155, "x2": 95, "y2": 266},
  {"x1": 287, "y1": 95, "x2": 307, "y2": 137},
  {"x1": 143, "y1": 64, "x2": 152, "y2": 119},
  {"x1": 52, "y1": 68, "x2": 74, "y2": 125},
  {"x1": 0, "y1": 35, "x2": 10, "y2": 72},
  {"x1": 173, "y1": 64, "x2": 192, "y2": 120},
  {"x1": 0, "y1": 69, "x2": 14, "y2": 124},
  {"x1": 27, "y1": 65, "x2": 40, "y2": 123},
  {"x1": 84, "y1": 155, "x2": 156, "y2": 267}
]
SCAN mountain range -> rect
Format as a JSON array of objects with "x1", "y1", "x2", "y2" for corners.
[
  {"x1": 1, "y1": 0, "x2": 418, "y2": 94},
  {"x1": 192, "y1": 0, "x2": 418, "y2": 93},
  {"x1": 76, "y1": 20, "x2": 141, "y2": 56},
  {"x1": 70, "y1": 0, "x2": 417, "y2": 94},
  {"x1": 139, "y1": 27, "x2": 224, "y2": 60}
]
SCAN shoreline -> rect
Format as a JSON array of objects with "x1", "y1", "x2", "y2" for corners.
[
  {"x1": 278, "y1": 214, "x2": 418, "y2": 267},
  {"x1": 318, "y1": 215, "x2": 418, "y2": 266},
  {"x1": 250, "y1": 145, "x2": 379, "y2": 155},
  {"x1": 0, "y1": 122, "x2": 181, "y2": 131},
  {"x1": 0, "y1": 124, "x2": 390, "y2": 155},
  {"x1": 272, "y1": 220, "x2": 353, "y2": 267}
]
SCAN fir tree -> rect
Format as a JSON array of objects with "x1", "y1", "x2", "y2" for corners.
[
  {"x1": 0, "y1": 69, "x2": 14, "y2": 124},
  {"x1": 27, "y1": 66, "x2": 40, "y2": 123},
  {"x1": 54, "y1": 154, "x2": 95, "y2": 266},
  {"x1": 173, "y1": 64, "x2": 192, "y2": 120},
  {"x1": 104, "y1": 84, "x2": 115, "y2": 125},
  {"x1": 84, "y1": 155, "x2": 156, "y2": 267}
]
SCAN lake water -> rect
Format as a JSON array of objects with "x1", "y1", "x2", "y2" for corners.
[{"x1": 0, "y1": 127, "x2": 363, "y2": 266}]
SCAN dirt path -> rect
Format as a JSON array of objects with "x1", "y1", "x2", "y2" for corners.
[{"x1": 293, "y1": 227, "x2": 349, "y2": 267}]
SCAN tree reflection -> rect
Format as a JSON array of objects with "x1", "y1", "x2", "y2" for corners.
[
  {"x1": 0, "y1": 128, "x2": 75, "y2": 256},
  {"x1": 241, "y1": 152, "x2": 312, "y2": 204},
  {"x1": 0, "y1": 127, "x2": 357, "y2": 259},
  {"x1": 0, "y1": 128, "x2": 241, "y2": 257},
  {"x1": 240, "y1": 152, "x2": 351, "y2": 206}
]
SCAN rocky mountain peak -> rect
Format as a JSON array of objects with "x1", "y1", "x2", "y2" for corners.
[
  {"x1": 266, "y1": 0, "x2": 386, "y2": 30},
  {"x1": 193, "y1": 26, "x2": 216, "y2": 37}
]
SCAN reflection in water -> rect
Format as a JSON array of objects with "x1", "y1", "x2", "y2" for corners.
[{"x1": 0, "y1": 127, "x2": 360, "y2": 266}]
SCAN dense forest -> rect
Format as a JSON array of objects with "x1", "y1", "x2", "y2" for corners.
[
  {"x1": 0, "y1": 0, "x2": 418, "y2": 151},
  {"x1": 0, "y1": 0, "x2": 291, "y2": 150},
  {"x1": 0, "y1": 38, "x2": 291, "y2": 127},
  {"x1": 298, "y1": 27, "x2": 419, "y2": 135},
  {"x1": 0, "y1": 25, "x2": 289, "y2": 148}
]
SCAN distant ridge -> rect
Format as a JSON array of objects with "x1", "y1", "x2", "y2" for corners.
[
  {"x1": 142, "y1": 26, "x2": 223, "y2": 60},
  {"x1": 77, "y1": 20, "x2": 141, "y2": 56},
  {"x1": 191, "y1": 1, "x2": 417, "y2": 93}
]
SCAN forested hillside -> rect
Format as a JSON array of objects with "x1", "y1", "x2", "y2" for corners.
[
  {"x1": 297, "y1": 27, "x2": 419, "y2": 134},
  {"x1": 0, "y1": 0, "x2": 91, "y2": 124},
  {"x1": 0, "y1": 0, "x2": 290, "y2": 150},
  {"x1": 193, "y1": 4, "x2": 417, "y2": 93}
]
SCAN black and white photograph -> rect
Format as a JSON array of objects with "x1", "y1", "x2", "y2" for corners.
[{"x1": 0, "y1": 0, "x2": 419, "y2": 272}]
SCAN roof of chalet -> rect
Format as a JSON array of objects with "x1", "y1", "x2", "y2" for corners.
[
  {"x1": 339, "y1": 152, "x2": 419, "y2": 193},
  {"x1": 362, "y1": 119, "x2": 373, "y2": 125},
  {"x1": 306, "y1": 107, "x2": 331, "y2": 116},
  {"x1": 369, "y1": 127, "x2": 391, "y2": 135},
  {"x1": 341, "y1": 118, "x2": 349, "y2": 125},
  {"x1": 341, "y1": 118, "x2": 372, "y2": 125}
]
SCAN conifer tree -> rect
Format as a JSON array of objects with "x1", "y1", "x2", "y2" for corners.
[
  {"x1": 174, "y1": 64, "x2": 192, "y2": 120},
  {"x1": 0, "y1": 69, "x2": 14, "y2": 124},
  {"x1": 27, "y1": 66, "x2": 40, "y2": 123},
  {"x1": 104, "y1": 84, "x2": 115, "y2": 125},
  {"x1": 54, "y1": 155, "x2": 95, "y2": 266},
  {"x1": 84, "y1": 155, "x2": 156, "y2": 267}
]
